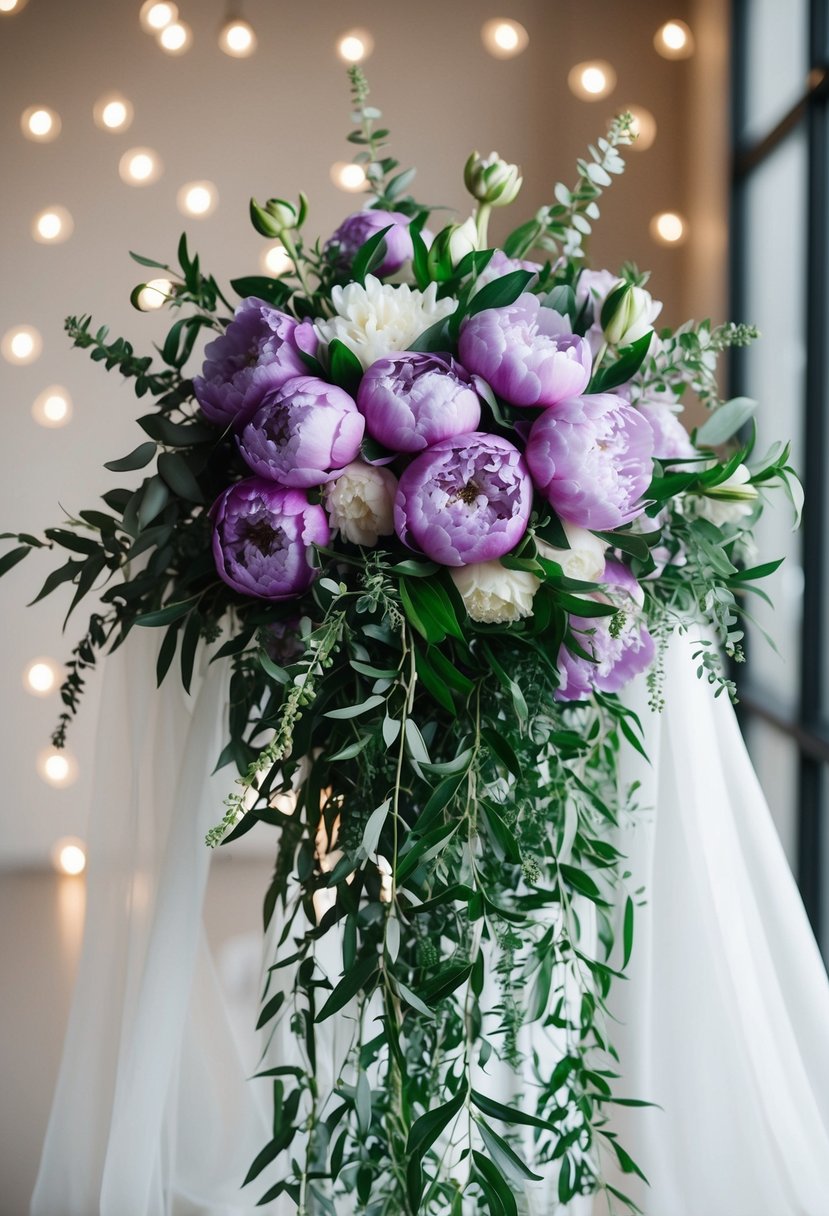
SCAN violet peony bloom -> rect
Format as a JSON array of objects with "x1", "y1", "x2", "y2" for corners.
[
  {"x1": 193, "y1": 297, "x2": 316, "y2": 429},
  {"x1": 211, "y1": 479, "x2": 329, "y2": 601},
  {"x1": 394, "y1": 432, "x2": 532, "y2": 566},
  {"x1": 326, "y1": 209, "x2": 416, "y2": 277},
  {"x1": 358, "y1": 352, "x2": 481, "y2": 452},
  {"x1": 239, "y1": 375, "x2": 365, "y2": 488},
  {"x1": 458, "y1": 293, "x2": 592, "y2": 407},
  {"x1": 525, "y1": 393, "x2": 654, "y2": 530},
  {"x1": 555, "y1": 559, "x2": 655, "y2": 701},
  {"x1": 474, "y1": 250, "x2": 543, "y2": 289},
  {"x1": 637, "y1": 392, "x2": 696, "y2": 461}
]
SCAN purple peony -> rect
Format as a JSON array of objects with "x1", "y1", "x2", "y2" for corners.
[
  {"x1": 637, "y1": 392, "x2": 696, "y2": 460},
  {"x1": 458, "y1": 293, "x2": 592, "y2": 408},
  {"x1": 211, "y1": 479, "x2": 329, "y2": 601},
  {"x1": 238, "y1": 375, "x2": 365, "y2": 488},
  {"x1": 555, "y1": 559, "x2": 655, "y2": 701},
  {"x1": 193, "y1": 297, "x2": 317, "y2": 430},
  {"x1": 326, "y1": 209, "x2": 416, "y2": 277},
  {"x1": 525, "y1": 393, "x2": 654, "y2": 530},
  {"x1": 394, "y1": 432, "x2": 532, "y2": 566},
  {"x1": 357, "y1": 352, "x2": 481, "y2": 452}
]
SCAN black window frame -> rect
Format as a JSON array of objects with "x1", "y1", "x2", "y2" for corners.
[{"x1": 731, "y1": 0, "x2": 829, "y2": 949}]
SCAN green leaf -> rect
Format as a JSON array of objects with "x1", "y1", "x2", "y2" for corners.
[
  {"x1": 351, "y1": 226, "x2": 393, "y2": 284},
  {"x1": 230, "y1": 275, "x2": 292, "y2": 308},
  {"x1": 622, "y1": 894, "x2": 634, "y2": 968},
  {"x1": 472, "y1": 1150, "x2": 518, "y2": 1216},
  {"x1": 696, "y1": 396, "x2": 757, "y2": 447},
  {"x1": 406, "y1": 1088, "x2": 466, "y2": 1209},
  {"x1": 324, "y1": 694, "x2": 385, "y2": 720},
  {"x1": 156, "y1": 620, "x2": 180, "y2": 685},
  {"x1": 44, "y1": 529, "x2": 101, "y2": 555},
  {"x1": 589, "y1": 330, "x2": 652, "y2": 393},
  {"x1": 503, "y1": 219, "x2": 542, "y2": 259},
  {"x1": 179, "y1": 611, "x2": 201, "y2": 694},
  {"x1": 137, "y1": 475, "x2": 170, "y2": 528},
  {"x1": 476, "y1": 1119, "x2": 543, "y2": 1183},
  {"x1": 255, "y1": 989, "x2": 285, "y2": 1030},
  {"x1": 327, "y1": 338, "x2": 363, "y2": 396},
  {"x1": 315, "y1": 952, "x2": 377, "y2": 1022},
  {"x1": 0, "y1": 545, "x2": 32, "y2": 579},
  {"x1": 135, "y1": 598, "x2": 199, "y2": 627},
  {"x1": 104, "y1": 441, "x2": 157, "y2": 472},
  {"x1": 480, "y1": 802, "x2": 521, "y2": 865},
  {"x1": 130, "y1": 251, "x2": 171, "y2": 270},
  {"x1": 471, "y1": 1089, "x2": 560, "y2": 1133},
  {"x1": 157, "y1": 451, "x2": 204, "y2": 503},
  {"x1": 481, "y1": 727, "x2": 522, "y2": 778},
  {"x1": 466, "y1": 270, "x2": 536, "y2": 317}
]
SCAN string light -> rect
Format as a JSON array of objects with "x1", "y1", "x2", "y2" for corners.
[
  {"x1": 626, "y1": 106, "x2": 657, "y2": 152},
  {"x1": 135, "y1": 278, "x2": 173, "y2": 311},
  {"x1": 21, "y1": 105, "x2": 61, "y2": 142},
  {"x1": 32, "y1": 385, "x2": 73, "y2": 427},
  {"x1": 119, "y1": 147, "x2": 163, "y2": 186},
  {"x1": 177, "y1": 180, "x2": 218, "y2": 218},
  {"x1": 330, "y1": 161, "x2": 367, "y2": 192},
  {"x1": 32, "y1": 205, "x2": 74, "y2": 245},
  {"x1": 219, "y1": 17, "x2": 257, "y2": 57},
  {"x1": 261, "y1": 244, "x2": 294, "y2": 276},
  {"x1": 481, "y1": 18, "x2": 529, "y2": 59},
  {"x1": 37, "y1": 748, "x2": 78, "y2": 788},
  {"x1": 139, "y1": 0, "x2": 177, "y2": 32},
  {"x1": 2, "y1": 325, "x2": 42, "y2": 365},
  {"x1": 158, "y1": 19, "x2": 192, "y2": 53},
  {"x1": 0, "y1": 0, "x2": 29, "y2": 13},
  {"x1": 93, "y1": 93, "x2": 134, "y2": 133},
  {"x1": 23, "y1": 658, "x2": 61, "y2": 696},
  {"x1": 654, "y1": 19, "x2": 695, "y2": 59},
  {"x1": 336, "y1": 28, "x2": 374, "y2": 63},
  {"x1": 650, "y1": 211, "x2": 688, "y2": 245},
  {"x1": 51, "y1": 838, "x2": 87, "y2": 876},
  {"x1": 567, "y1": 60, "x2": 617, "y2": 101}
]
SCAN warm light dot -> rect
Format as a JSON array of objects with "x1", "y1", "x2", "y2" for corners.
[
  {"x1": 0, "y1": 0, "x2": 29, "y2": 13},
  {"x1": 32, "y1": 385, "x2": 73, "y2": 427},
  {"x1": 139, "y1": 0, "x2": 177, "y2": 32},
  {"x1": 158, "y1": 19, "x2": 192, "y2": 53},
  {"x1": 654, "y1": 19, "x2": 695, "y2": 59},
  {"x1": 219, "y1": 18, "x2": 257, "y2": 57},
  {"x1": 38, "y1": 748, "x2": 78, "y2": 788},
  {"x1": 21, "y1": 105, "x2": 61, "y2": 142},
  {"x1": 52, "y1": 838, "x2": 87, "y2": 876},
  {"x1": 336, "y1": 28, "x2": 374, "y2": 63},
  {"x1": 177, "y1": 180, "x2": 218, "y2": 218},
  {"x1": 568, "y1": 60, "x2": 617, "y2": 100},
  {"x1": 330, "y1": 161, "x2": 367, "y2": 193},
  {"x1": 93, "y1": 93, "x2": 134, "y2": 132},
  {"x1": 481, "y1": 18, "x2": 529, "y2": 59},
  {"x1": 32, "y1": 205, "x2": 74, "y2": 244},
  {"x1": 261, "y1": 244, "x2": 294, "y2": 276},
  {"x1": 650, "y1": 210, "x2": 688, "y2": 245},
  {"x1": 23, "y1": 658, "x2": 61, "y2": 696},
  {"x1": 119, "y1": 147, "x2": 162, "y2": 186},
  {"x1": 136, "y1": 278, "x2": 173, "y2": 311},
  {"x1": 626, "y1": 105, "x2": 657, "y2": 151},
  {"x1": 2, "y1": 325, "x2": 42, "y2": 365}
]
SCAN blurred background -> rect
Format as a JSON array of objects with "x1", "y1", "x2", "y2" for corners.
[{"x1": 0, "y1": 0, "x2": 826, "y2": 1211}]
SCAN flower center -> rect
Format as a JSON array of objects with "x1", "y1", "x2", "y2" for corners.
[
  {"x1": 454, "y1": 479, "x2": 481, "y2": 506},
  {"x1": 242, "y1": 519, "x2": 285, "y2": 558}
]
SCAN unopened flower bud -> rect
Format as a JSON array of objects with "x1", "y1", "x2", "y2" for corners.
[
  {"x1": 601, "y1": 283, "x2": 660, "y2": 347},
  {"x1": 464, "y1": 151, "x2": 523, "y2": 206},
  {"x1": 427, "y1": 217, "x2": 479, "y2": 278}
]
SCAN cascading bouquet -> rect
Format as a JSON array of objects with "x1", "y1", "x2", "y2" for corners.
[{"x1": 3, "y1": 68, "x2": 800, "y2": 1214}]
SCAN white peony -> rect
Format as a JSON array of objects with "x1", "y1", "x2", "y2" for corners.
[
  {"x1": 315, "y1": 275, "x2": 456, "y2": 369},
  {"x1": 324, "y1": 461, "x2": 397, "y2": 547},
  {"x1": 692, "y1": 463, "x2": 759, "y2": 527},
  {"x1": 537, "y1": 524, "x2": 607, "y2": 583},
  {"x1": 451, "y1": 561, "x2": 539, "y2": 624}
]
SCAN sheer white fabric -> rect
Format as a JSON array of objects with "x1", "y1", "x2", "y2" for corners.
[{"x1": 30, "y1": 629, "x2": 829, "y2": 1215}]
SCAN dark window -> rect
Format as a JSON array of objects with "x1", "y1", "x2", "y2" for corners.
[{"x1": 731, "y1": 0, "x2": 829, "y2": 953}]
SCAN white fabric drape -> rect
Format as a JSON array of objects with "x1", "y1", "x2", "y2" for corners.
[{"x1": 30, "y1": 629, "x2": 829, "y2": 1216}]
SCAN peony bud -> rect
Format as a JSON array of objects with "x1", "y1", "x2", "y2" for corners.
[
  {"x1": 249, "y1": 193, "x2": 307, "y2": 239},
  {"x1": 463, "y1": 151, "x2": 523, "y2": 207},
  {"x1": 601, "y1": 283, "x2": 661, "y2": 347},
  {"x1": 693, "y1": 464, "x2": 759, "y2": 526},
  {"x1": 324, "y1": 461, "x2": 398, "y2": 547},
  {"x1": 536, "y1": 525, "x2": 607, "y2": 583},
  {"x1": 450, "y1": 561, "x2": 540, "y2": 624}
]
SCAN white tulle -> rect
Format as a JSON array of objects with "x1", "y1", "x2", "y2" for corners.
[{"x1": 30, "y1": 628, "x2": 829, "y2": 1216}]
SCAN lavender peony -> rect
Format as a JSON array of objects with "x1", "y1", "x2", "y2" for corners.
[
  {"x1": 458, "y1": 293, "x2": 592, "y2": 407},
  {"x1": 474, "y1": 250, "x2": 543, "y2": 289},
  {"x1": 239, "y1": 375, "x2": 365, "y2": 488},
  {"x1": 394, "y1": 432, "x2": 532, "y2": 566},
  {"x1": 525, "y1": 393, "x2": 654, "y2": 530},
  {"x1": 326, "y1": 209, "x2": 416, "y2": 277},
  {"x1": 555, "y1": 559, "x2": 655, "y2": 700},
  {"x1": 637, "y1": 390, "x2": 696, "y2": 460},
  {"x1": 193, "y1": 297, "x2": 316, "y2": 429},
  {"x1": 211, "y1": 479, "x2": 329, "y2": 600},
  {"x1": 358, "y1": 352, "x2": 481, "y2": 452}
]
